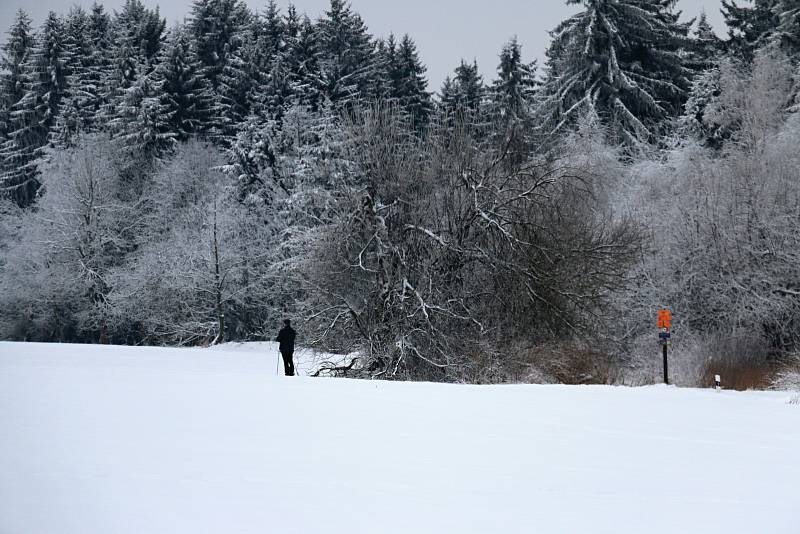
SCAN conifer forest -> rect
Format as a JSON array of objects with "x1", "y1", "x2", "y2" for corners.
[{"x1": 2, "y1": 0, "x2": 800, "y2": 388}]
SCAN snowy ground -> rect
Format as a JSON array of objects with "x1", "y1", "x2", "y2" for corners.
[{"x1": 1, "y1": 342, "x2": 799, "y2": 534}]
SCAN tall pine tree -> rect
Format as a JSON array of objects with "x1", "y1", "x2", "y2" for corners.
[
  {"x1": 773, "y1": 0, "x2": 800, "y2": 56},
  {"x1": 490, "y1": 38, "x2": 538, "y2": 124},
  {"x1": 538, "y1": 0, "x2": 692, "y2": 146},
  {"x1": 687, "y1": 12, "x2": 724, "y2": 72},
  {"x1": 722, "y1": 0, "x2": 780, "y2": 60},
  {"x1": 489, "y1": 38, "x2": 538, "y2": 160},
  {"x1": 1, "y1": 12, "x2": 69, "y2": 206},
  {"x1": 439, "y1": 60, "x2": 484, "y2": 116},
  {"x1": 52, "y1": 6, "x2": 94, "y2": 147},
  {"x1": 190, "y1": 0, "x2": 251, "y2": 89},
  {"x1": 0, "y1": 10, "x2": 34, "y2": 151},
  {"x1": 151, "y1": 26, "x2": 214, "y2": 141},
  {"x1": 285, "y1": 14, "x2": 325, "y2": 112},
  {"x1": 390, "y1": 35, "x2": 432, "y2": 131},
  {"x1": 316, "y1": 0, "x2": 377, "y2": 104},
  {"x1": 111, "y1": 71, "x2": 175, "y2": 162},
  {"x1": 101, "y1": 0, "x2": 166, "y2": 128}
]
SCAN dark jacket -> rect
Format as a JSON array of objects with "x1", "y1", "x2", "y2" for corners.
[{"x1": 275, "y1": 326, "x2": 296, "y2": 353}]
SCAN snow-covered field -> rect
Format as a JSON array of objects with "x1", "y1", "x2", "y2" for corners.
[{"x1": 1, "y1": 342, "x2": 799, "y2": 534}]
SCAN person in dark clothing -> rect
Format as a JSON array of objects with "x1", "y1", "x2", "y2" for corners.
[{"x1": 275, "y1": 319, "x2": 296, "y2": 376}]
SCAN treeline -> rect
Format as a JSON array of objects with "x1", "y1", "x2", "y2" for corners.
[{"x1": 1, "y1": 0, "x2": 799, "y2": 386}]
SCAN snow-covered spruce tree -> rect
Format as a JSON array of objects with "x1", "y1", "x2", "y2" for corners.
[
  {"x1": 538, "y1": 0, "x2": 692, "y2": 147},
  {"x1": 151, "y1": 26, "x2": 214, "y2": 141},
  {"x1": 111, "y1": 73, "x2": 176, "y2": 164},
  {"x1": 0, "y1": 10, "x2": 35, "y2": 139},
  {"x1": 51, "y1": 6, "x2": 95, "y2": 148},
  {"x1": 259, "y1": 55, "x2": 294, "y2": 123},
  {"x1": 316, "y1": 0, "x2": 377, "y2": 105},
  {"x1": 261, "y1": 0, "x2": 286, "y2": 61},
  {"x1": 490, "y1": 38, "x2": 538, "y2": 124},
  {"x1": 215, "y1": 38, "x2": 260, "y2": 140},
  {"x1": 722, "y1": 0, "x2": 780, "y2": 60},
  {"x1": 0, "y1": 9, "x2": 35, "y2": 203},
  {"x1": 680, "y1": 64, "x2": 726, "y2": 148},
  {"x1": 51, "y1": 4, "x2": 113, "y2": 147},
  {"x1": 439, "y1": 60, "x2": 485, "y2": 117},
  {"x1": 223, "y1": 114, "x2": 282, "y2": 201},
  {"x1": 189, "y1": 0, "x2": 251, "y2": 90},
  {"x1": 385, "y1": 34, "x2": 432, "y2": 131},
  {"x1": 488, "y1": 37, "x2": 538, "y2": 162},
  {"x1": 773, "y1": 0, "x2": 800, "y2": 56},
  {"x1": 100, "y1": 0, "x2": 166, "y2": 128},
  {"x1": 284, "y1": 14, "x2": 325, "y2": 112},
  {"x1": 0, "y1": 12, "x2": 69, "y2": 207},
  {"x1": 686, "y1": 12, "x2": 725, "y2": 72},
  {"x1": 371, "y1": 36, "x2": 396, "y2": 103},
  {"x1": 284, "y1": 4, "x2": 301, "y2": 44}
]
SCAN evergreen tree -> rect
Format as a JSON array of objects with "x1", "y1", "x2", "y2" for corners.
[
  {"x1": 242, "y1": 0, "x2": 291, "y2": 122},
  {"x1": 370, "y1": 36, "x2": 394, "y2": 103},
  {"x1": 773, "y1": 0, "x2": 800, "y2": 56},
  {"x1": 1, "y1": 12, "x2": 69, "y2": 206},
  {"x1": 490, "y1": 37, "x2": 538, "y2": 123},
  {"x1": 489, "y1": 38, "x2": 538, "y2": 160},
  {"x1": 152, "y1": 26, "x2": 213, "y2": 140},
  {"x1": 0, "y1": 10, "x2": 35, "y2": 147},
  {"x1": 539, "y1": 0, "x2": 692, "y2": 146},
  {"x1": 390, "y1": 35, "x2": 432, "y2": 130},
  {"x1": 687, "y1": 12, "x2": 724, "y2": 72},
  {"x1": 439, "y1": 59, "x2": 484, "y2": 116},
  {"x1": 679, "y1": 65, "x2": 725, "y2": 148},
  {"x1": 284, "y1": 4, "x2": 301, "y2": 45},
  {"x1": 188, "y1": 0, "x2": 252, "y2": 139},
  {"x1": 722, "y1": 0, "x2": 779, "y2": 60},
  {"x1": 85, "y1": 3, "x2": 113, "y2": 126},
  {"x1": 189, "y1": 0, "x2": 251, "y2": 89},
  {"x1": 316, "y1": 0, "x2": 377, "y2": 104},
  {"x1": 112, "y1": 72, "x2": 175, "y2": 161},
  {"x1": 258, "y1": 56, "x2": 293, "y2": 122},
  {"x1": 216, "y1": 38, "x2": 259, "y2": 139},
  {"x1": 101, "y1": 0, "x2": 166, "y2": 127},
  {"x1": 52, "y1": 6, "x2": 93, "y2": 147},
  {"x1": 285, "y1": 15, "x2": 325, "y2": 112},
  {"x1": 117, "y1": 0, "x2": 167, "y2": 62},
  {"x1": 262, "y1": 0, "x2": 286, "y2": 60},
  {"x1": 0, "y1": 10, "x2": 35, "y2": 204}
]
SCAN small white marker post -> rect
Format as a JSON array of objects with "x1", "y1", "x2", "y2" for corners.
[{"x1": 715, "y1": 374, "x2": 721, "y2": 391}]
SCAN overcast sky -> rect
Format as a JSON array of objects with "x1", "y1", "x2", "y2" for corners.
[{"x1": 1, "y1": 0, "x2": 726, "y2": 89}]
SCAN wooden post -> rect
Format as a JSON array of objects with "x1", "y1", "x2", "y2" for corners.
[{"x1": 662, "y1": 342, "x2": 669, "y2": 385}]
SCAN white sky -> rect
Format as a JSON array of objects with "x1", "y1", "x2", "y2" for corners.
[{"x1": 0, "y1": 0, "x2": 727, "y2": 90}]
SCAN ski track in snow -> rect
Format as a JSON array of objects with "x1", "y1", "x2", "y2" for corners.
[{"x1": 1, "y1": 341, "x2": 799, "y2": 534}]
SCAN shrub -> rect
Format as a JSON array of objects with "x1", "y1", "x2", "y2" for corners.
[{"x1": 699, "y1": 333, "x2": 778, "y2": 391}]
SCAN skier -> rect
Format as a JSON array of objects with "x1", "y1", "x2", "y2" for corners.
[{"x1": 275, "y1": 319, "x2": 296, "y2": 376}]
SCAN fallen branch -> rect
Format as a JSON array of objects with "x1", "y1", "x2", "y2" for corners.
[{"x1": 312, "y1": 358, "x2": 360, "y2": 377}]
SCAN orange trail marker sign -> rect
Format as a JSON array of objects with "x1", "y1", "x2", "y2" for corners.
[{"x1": 656, "y1": 308, "x2": 672, "y2": 329}]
